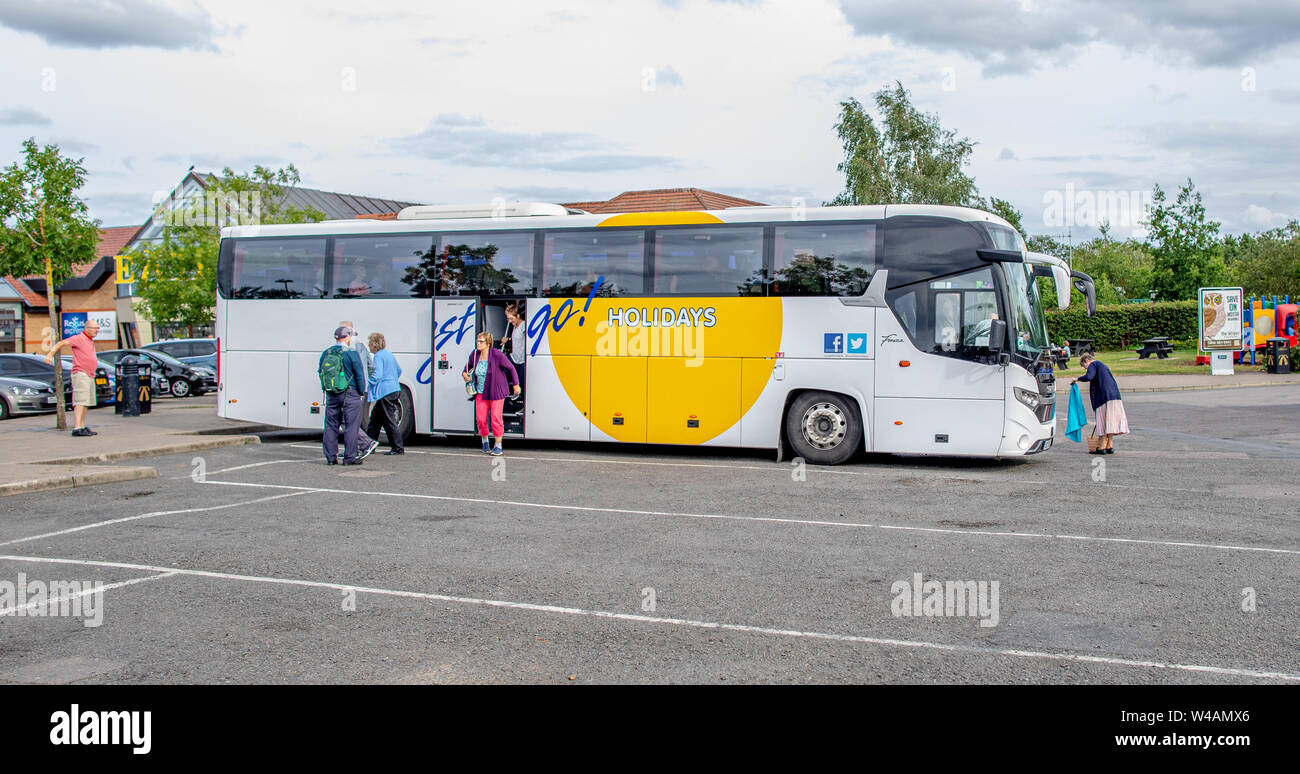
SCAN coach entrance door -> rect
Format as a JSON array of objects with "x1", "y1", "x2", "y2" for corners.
[{"x1": 480, "y1": 296, "x2": 529, "y2": 437}]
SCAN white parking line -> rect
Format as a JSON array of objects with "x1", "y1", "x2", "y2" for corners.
[
  {"x1": 1, "y1": 553, "x2": 1294, "y2": 682},
  {"x1": 207, "y1": 459, "x2": 306, "y2": 475},
  {"x1": 0, "y1": 571, "x2": 176, "y2": 617},
  {"x1": 283, "y1": 443, "x2": 1213, "y2": 493},
  {"x1": 199, "y1": 479, "x2": 1300, "y2": 557},
  {"x1": 0, "y1": 491, "x2": 314, "y2": 548}
]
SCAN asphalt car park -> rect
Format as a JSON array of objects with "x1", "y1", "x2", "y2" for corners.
[{"x1": 0, "y1": 386, "x2": 1297, "y2": 684}]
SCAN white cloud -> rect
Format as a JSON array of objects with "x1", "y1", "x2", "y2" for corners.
[{"x1": 1241, "y1": 204, "x2": 1293, "y2": 230}]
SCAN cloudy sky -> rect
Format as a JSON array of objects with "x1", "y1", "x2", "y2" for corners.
[{"x1": 1, "y1": 0, "x2": 1297, "y2": 240}]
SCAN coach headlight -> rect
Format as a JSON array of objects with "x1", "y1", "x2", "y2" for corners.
[{"x1": 1013, "y1": 386, "x2": 1042, "y2": 411}]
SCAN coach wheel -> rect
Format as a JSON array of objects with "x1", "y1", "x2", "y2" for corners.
[
  {"x1": 170, "y1": 378, "x2": 191, "y2": 398},
  {"x1": 391, "y1": 386, "x2": 415, "y2": 442},
  {"x1": 785, "y1": 391, "x2": 863, "y2": 466}
]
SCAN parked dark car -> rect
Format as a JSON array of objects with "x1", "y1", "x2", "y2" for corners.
[
  {"x1": 100, "y1": 349, "x2": 215, "y2": 398},
  {"x1": 0, "y1": 375, "x2": 60, "y2": 419},
  {"x1": 67, "y1": 356, "x2": 116, "y2": 404},
  {"x1": 0, "y1": 353, "x2": 114, "y2": 408},
  {"x1": 141, "y1": 338, "x2": 217, "y2": 371}
]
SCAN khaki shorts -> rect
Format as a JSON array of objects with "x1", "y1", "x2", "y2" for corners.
[{"x1": 72, "y1": 371, "x2": 96, "y2": 407}]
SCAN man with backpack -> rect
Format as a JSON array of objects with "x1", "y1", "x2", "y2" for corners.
[{"x1": 319, "y1": 326, "x2": 373, "y2": 465}]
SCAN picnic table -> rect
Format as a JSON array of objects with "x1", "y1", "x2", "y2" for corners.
[
  {"x1": 1066, "y1": 338, "x2": 1094, "y2": 355},
  {"x1": 1134, "y1": 337, "x2": 1175, "y2": 359}
]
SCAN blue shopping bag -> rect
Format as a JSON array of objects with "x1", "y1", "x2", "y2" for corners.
[{"x1": 1065, "y1": 382, "x2": 1087, "y2": 443}]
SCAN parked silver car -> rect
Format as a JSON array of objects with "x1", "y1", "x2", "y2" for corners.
[{"x1": 0, "y1": 375, "x2": 60, "y2": 419}]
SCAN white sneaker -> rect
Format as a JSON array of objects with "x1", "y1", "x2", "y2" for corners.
[{"x1": 360, "y1": 439, "x2": 379, "y2": 459}]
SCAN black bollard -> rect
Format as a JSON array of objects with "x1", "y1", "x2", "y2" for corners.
[{"x1": 118, "y1": 356, "x2": 140, "y2": 417}]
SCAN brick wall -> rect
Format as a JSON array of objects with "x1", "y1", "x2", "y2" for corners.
[{"x1": 23, "y1": 281, "x2": 122, "y2": 353}]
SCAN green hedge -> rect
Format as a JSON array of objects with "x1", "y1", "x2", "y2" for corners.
[{"x1": 1045, "y1": 300, "x2": 1199, "y2": 350}]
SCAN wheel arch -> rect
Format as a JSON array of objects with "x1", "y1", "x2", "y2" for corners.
[{"x1": 777, "y1": 387, "x2": 872, "y2": 456}]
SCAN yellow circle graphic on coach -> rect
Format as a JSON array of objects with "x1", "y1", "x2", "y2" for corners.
[{"x1": 531, "y1": 291, "x2": 782, "y2": 443}]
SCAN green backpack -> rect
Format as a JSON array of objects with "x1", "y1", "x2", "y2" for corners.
[{"x1": 318, "y1": 347, "x2": 351, "y2": 394}]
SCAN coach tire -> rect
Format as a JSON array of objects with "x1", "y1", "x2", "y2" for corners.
[
  {"x1": 393, "y1": 386, "x2": 415, "y2": 443},
  {"x1": 785, "y1": 391, "x2": 862, "y2": 466}
]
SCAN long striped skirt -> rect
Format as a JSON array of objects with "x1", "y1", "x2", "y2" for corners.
[{"x1": 1094, "y1": 399, "x2": 1130, "y2": 437}]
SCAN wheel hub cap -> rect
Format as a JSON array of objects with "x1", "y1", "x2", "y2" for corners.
[{"x1": 802, "y1": 402, "x2": 846, "y2": 450}]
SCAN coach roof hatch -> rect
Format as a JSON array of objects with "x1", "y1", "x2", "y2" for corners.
[{"x1": 395, "y1": 202, "x2": 571, "y2": 220}]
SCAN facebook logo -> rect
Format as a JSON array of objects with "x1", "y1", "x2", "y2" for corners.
[
  {"x1": 824, "y1": 333, "x2": 843, "y2": 354},
  {"x1": 847, "y1": 333, "x2": 868, "y2": 355}
]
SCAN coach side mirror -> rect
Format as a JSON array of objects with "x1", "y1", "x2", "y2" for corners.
[
  {"x1": 1071, "y1": 270, "x2": 1097, "y2": 316},
  {"x1": 987, "y1": 319, "x2": 1008, "y2": 353}
]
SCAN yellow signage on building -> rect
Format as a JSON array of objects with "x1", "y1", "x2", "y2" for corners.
[{"x1": 115, "y1": 255, "x2": 146, "y2": 284}]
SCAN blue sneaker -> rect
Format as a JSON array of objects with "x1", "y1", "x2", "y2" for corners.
[
  {"x1": 481, "y1": 438, "x2": 490, "y2": 453},
  {"x1": 490, "y1": 444, "x2": 503, "y2": 456}
]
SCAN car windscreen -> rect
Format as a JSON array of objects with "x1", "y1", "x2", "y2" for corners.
[
  {"x1": 140, "y1": 350, "x2": 186, "y2": 368},
  {"x1": 21, "y1": 358, "x2": 53, "y2": 374}
]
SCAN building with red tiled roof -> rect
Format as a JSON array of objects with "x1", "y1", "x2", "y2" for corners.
[
  {"x1": 353, "y1": 187, "x2": 767, "y2": 221},
  {"x1": 563, "y1": 188, "x2": 766, "y2": 213},
  {"x1": 90, "y1": 226, "x2": 142, "y2": 270},
  {"x1": 0, "y1": 224, "x2": 144, "y2": 353},
  {"x1": 0, "y1": 277, "x2": 43, "y2": 352},
  {"x1": 557, "y1": 200, "x2": 608, "y2": 212},
  {"x1": 3, "y1": 277, "x2": 47, "y2": 307}
]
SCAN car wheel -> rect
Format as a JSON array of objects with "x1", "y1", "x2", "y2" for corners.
[
  {"x1": 0, "y1": 396, "x2": 9, "y2": 420},
  {"x1": 785, "y1": 391, "x2": 863, "y2": 466},
  {"x1": 170, "y1": 378, "x2": 191, "y2": 398}
]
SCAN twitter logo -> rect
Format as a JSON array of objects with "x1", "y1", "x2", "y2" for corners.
[{"x1": 847, "y1": 333, "x2": 868, "y2": 355}]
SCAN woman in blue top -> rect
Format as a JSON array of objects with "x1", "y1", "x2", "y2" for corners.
[
  {"x1": 365, "y1": 332, "x2": 405, "y2": 455},
  {"x1": 1073, "y1": 352, "x2": 1128, "y2": 454}
]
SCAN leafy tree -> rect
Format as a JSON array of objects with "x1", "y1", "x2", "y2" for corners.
[
  {"x1": 129, "y1": 164, "x2": 325, "y2": 331},
  {"x1": 773, "y1": 254, "x2": 872, "y2": 296},
  {"x1": 1144, "y1": 179, "x2": 1225, "y2": 301},
  {"x1": 1026, "y1": 234, "x2": 1070, "y2": 258},
  {"x1": 1071, "y1": 235, "x2": 1155, "y2": 304},
  {"x1": 1224, "y1": 221, "x2": 1300, "y2": 298},
  {"x1": 401, "y1": 242, "x2": 522, "y2": 297},
  {"x1": 830, "y1": 81, "x2": 979, "y2": 207},
  {"x1": 0, "y1": 138, "x2": 100, "y2": 429},
  {"x1": 982, "y1": 197, "x2": 1024, "y2": 235}
]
